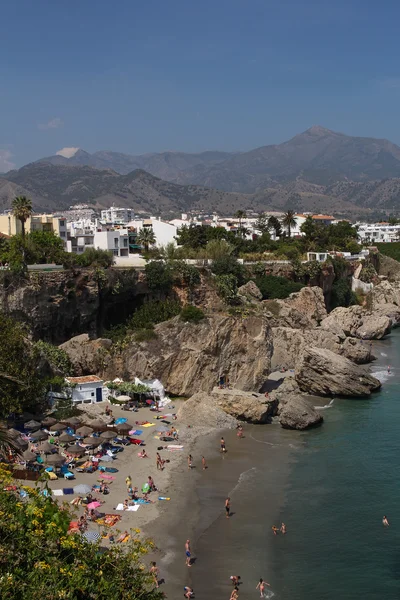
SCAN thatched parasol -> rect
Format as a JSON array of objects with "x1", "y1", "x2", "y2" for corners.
[
  {"x1": 83, "y1": 437, "x2": 101, "y2": 447},
  {"x1": 65, "y1": 444, "x2": 85, "y2": 455},
  {"x1": 7, "y1": 428, "x2": 22, "y2": 439},
  {"x1": 75, "y1": 425, "x2": 94, "y2": 437},
  {"x1": 39, "y1": 441, "x2": 55, "y2": 454},
  {"x1": 59, "y1": 433, "x2": 76, "y2": 443},
  {"x1": 41, "y1": 417, "x2": 57, "y2": 427},
  {"x1": 45, "y1": 453, "x2": 65, "y2": 466},
  {"x1": 116, "y1": 422, "x2": 132, "y2": 433},
  {"x1": 30, "y1": 430, "x2": 48, "y2": 442},
  {"x1": 63, "y1": 416, "x2": 82, "y2": 427},
  {"x1": 24, "y1": 420, "x2": 41, "y2": 431},
  {"x1": 22, "y1": 449, "x2": 37, "y2": 462},
  {"x1": 89, "y1": 419, "x2": 106, "y2": 430},
  {"x1": 49, "y1": 422, "x2": 67, "y2": 432},
  {"x1": 14, "y1": 438, "x2": 28, "y2": 451},
  {"x1": 100, "y1": 430, "x2": 116, "y2": 440}
]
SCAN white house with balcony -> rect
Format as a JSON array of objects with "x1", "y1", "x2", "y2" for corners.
[
  {"x1": 357, "y1": 222, "x2": 400, "y2": 244},
  {"x1": 65, "y1": 375, "x2": 105, "y2": 404},
  {"x1": 94, "y1": 229, "x2": 129, "y2": 257},
  {"x1": 128, "y1": 218, "x2": 178, "y2": 247},
  {"x1": 101, "y1": 207, "x2": 134, "y2": 225}
]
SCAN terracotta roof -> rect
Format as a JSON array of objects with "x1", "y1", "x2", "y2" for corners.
[
  {"x1": 312, "y1": 215, "x2": 335, "y2": 220},
  {"x1": 66, "y1": 376, "x2": 103, "y2": 385}
]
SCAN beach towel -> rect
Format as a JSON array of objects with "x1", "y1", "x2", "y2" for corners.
[
  {"x1": 167, "y1": 444, "x2": 184, "y2": 449},
  {"x1": 63, "y1": 488, "x2": 74, "y2": 495},
  {"x1": 142, "y1": 423, "x2": 155, "y2": 428},
  {"x1": 129, "y1": 429, "x2": 143, "y2": 436},
  {"x1": 134, "y1": 498, "x2": 150, "y2": 504},
  {"x1": 98, "y1": 474, "x2": 115, "y2": 480},
  {"x1": 53, "y1": 489, "x2": 63, "y2": 496},
  {"x1": 115, "y1": 503, "x2": 124, "y2": 510}
]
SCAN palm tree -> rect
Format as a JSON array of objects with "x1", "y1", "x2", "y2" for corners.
[
  {"x1": 12, "y1": 196, "x2": 33, "y2": 238},
  {"x1": 137, "y1": 227, "x2": 156, "y2": 252},
  {"x1": 267, "y1": 216, "x2": 283, "y2": 238},
  {"x1": 234, "y1": 210, "x2": 247, "y2": 238},
  {"x1": 282, "y1": 210, "x2": 298, "y2": 238}
]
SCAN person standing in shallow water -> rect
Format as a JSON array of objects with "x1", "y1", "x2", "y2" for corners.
[
  {"x1": 383, "y1": 515, "x2": 389, "y2": 526},
  {"x1": 185, "y1": 539, "x2": 192, "y2": 566},
  {"x1": 256, "y1": 578, "x2": 270, "y2": 597},
  {"x1": 225, "y1": 497, "x2": 231, "y2": 518},
  {"x1": 220, "y1": 437, "x2": 226, "y2": 453},
  {"x1": 202, "y1": 456, "x2": 207, "y2": 470}
]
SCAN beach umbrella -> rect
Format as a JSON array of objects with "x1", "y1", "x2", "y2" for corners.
[
  {"x1": 59, "y1": 433, "x2": 76, "y2": 443},
  {"x1": 89, "y1": 419, "x2": 106, "y2": 429},
  {"x1": 22, "y1": 449, "x2": 37, "y2": 462},
  {"x1": 41, "y1": 417, "x2": 57, "y2": 427},
  {"x1": 45, "y1": 454, "x2": 65, "y2": 466},
  {"x1": 83, "y1": 437, "x2": 101, "y2": 447},
  {"x1": 39, "y1": 441, "x2": 54, "y2": 454},
  {"x1": 82, "y1": 531, "x2": 101, "y2": 543},
  {"x1": 116, "y1": 395, "x2": 131, "y2": 402},
  {"x1": 115, "y1": 417, "x2": 127, "y2": 425},
  {"x1": 87, "y1": 501, "x2": 101, "y2": 510},
  {"x1": 116, "y1": 422, "x2": 131, "y2": 433},
  {"x1": 63, "y1": 416, "x2": 82, "y2": 426},
  {"x1": 99, "y1": 455, "x2": 113, "y2": 462},
  {"x1": 49, "y1": 422, "x2": 67, "y2": 432},
  {"x1": 76, "y1": 425, "x2": 93, "y2": 437},
  {"x1": 73, "y1": 484, "x2": 92, "y2": 494},
  {"x1": 24, "y1": 420, "x2": 41, "y2": 431},
  {"x1": 66, "y1": 444, "x2": 85, "y2": 455},
  {"x1": 100, "y1": 430, "x2": 116, "y2": 440},
  {"x1": 30, "y1": 430, "x2": 48, "y2": 442},
  {"x1": 14, "y1": 438, "x2": 28, "y2": 451},
  {"x1": 7, "y1": 428, "x2": 22, "y2": 439}
]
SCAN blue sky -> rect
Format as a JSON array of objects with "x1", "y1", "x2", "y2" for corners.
[{"x1": 1, "y1": 0, "x2": 400, "y2": 170}]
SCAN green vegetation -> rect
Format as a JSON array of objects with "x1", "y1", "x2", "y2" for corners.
[
  {"x1": 359, "y1": 261, "x2": 377, "y2": 283},
  {"x1": 144, "y1": 261, "x2": 173, "y2": 292},
  {"x1": 214, "y1": 274, "x2": 239, "y2": 304},
  {"x1": 282, "y1": 210, "x2": 297, "y2": 238},
  {"x1": 254, "y1": 275, "x2": 303, "y2": 299},
  {"x1": 35, "y1": 341, "x2": 72, "y2": 375},
  {"x1": 137, "y1": 227, "x2": 156, "y2": 251},
  {"x1": 134, "y1": 328, "x2": 158, "y2": 342},
  {"x1": 12, "y1": 195, "x2": 33, "y2": 238},
  {"x1": 180, "y1": 305, "x2": 205, "y2": 323},
  {"x1": 106, "y1": 381, "x2": 151, "y2": 395},
  {"x1": 66, "y1": 247, "x2": 114, "y2": 269},
  {"x1": 376, "y1": 242, "x2": 400, "y2": 262},
  {"x1": 0, "y1": 467, "x2": 163, "y2": 599}
]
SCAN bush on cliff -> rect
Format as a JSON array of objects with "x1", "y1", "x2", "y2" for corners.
[
  {"x1": 0, "y1": 467, "x2": 163, "y2": 600},
  {"x1": 180, "y1": 305, "x2": 205, "y2": 323},
  {"x1": 145, "y1": 261, "x2": 173, "y2": 292},
  {"x1": 255, "y1": 275, "x2": 303, "y2": 299}
]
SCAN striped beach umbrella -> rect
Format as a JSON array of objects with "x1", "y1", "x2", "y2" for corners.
[{"x1": 82, "y1": 531, "x2": 101, "y2": 543}]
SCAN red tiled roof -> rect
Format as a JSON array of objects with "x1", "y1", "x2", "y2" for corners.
[{"x1": 66, "y1": 376, "x2": 103, "y2": 384}]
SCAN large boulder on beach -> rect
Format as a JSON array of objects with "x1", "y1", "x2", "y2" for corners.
[
  {"x1": 103, "y1": 314, "x2": 273, "y2": 397},
  {"x1": 295, "y1": 347, "x2": 381, "y2": 397},
  {"x1": 269, "y1": 377, "x2": 323, "y2": 430},
  {"x1": 210, "y1": 387, "x2": 278, "y2": 423},
  {"x1": 177, "y1": 392, "x2": 238, "y2": 430},
  {"x1": 320, "y1": 305, "x2": 391, "y2": 340},
  {"x1": 60, "y1": 334, "x2": 112, "y2": 375}
]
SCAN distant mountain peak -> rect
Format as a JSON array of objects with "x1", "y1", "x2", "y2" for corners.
[
  {"x1": 304, "y1": 125, "x2": 337, "y2": 136},
  {"x1": 56, "y1": 147, "x2": 81, "y2": 158}
]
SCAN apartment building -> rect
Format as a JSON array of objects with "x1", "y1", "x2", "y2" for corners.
[
  {"x1": 100, "y1": 207, "x2": 134, "y2": 225},
  {"x1": 357, "y1": 223, "x2": 400, "y2": 243},
  {"x1": 0, "y1": 213, "x2": 67, "y2": 247}
]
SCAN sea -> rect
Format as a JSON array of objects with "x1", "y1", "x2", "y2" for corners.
[{"x1": 180, "y1": 330, "x2": 400, "y2": 600}]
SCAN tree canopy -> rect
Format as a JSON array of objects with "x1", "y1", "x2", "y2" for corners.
[{"x1": 12, "y1": 196, "x2": 33, "y2": 238}]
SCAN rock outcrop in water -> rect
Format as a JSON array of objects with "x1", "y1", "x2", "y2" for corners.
[
  {"x1": 270, "y1": 377, "x2": 323, "y2": 430},
  {"x1": 295, "y1": 347, "x2": 381, "y2": 397},
  {"x1": 320, "y1": 306, "x2": 391, "y2": 340}
]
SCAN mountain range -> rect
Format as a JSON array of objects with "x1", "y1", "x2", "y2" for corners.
[{"x1": 4, "y1": 126, "x2": 400, "y2": 216}]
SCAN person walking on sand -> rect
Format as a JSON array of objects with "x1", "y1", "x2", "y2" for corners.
[
  {"x1": 150, "y1": 562, "x2": 159, "y2": 588},
  {"x1": 185, "y1": 539, "x2": 192, "y2": 567},
  {"x1": 383, "y1": 515, "x2": 390, "y2": 527},
  {"x1": 230, "y1": 586, "x2": 239, "y2": 600},
  {"x1": 256, "y1": 578, "x2": 270, "y2": 598},
  {"x1": 225, "y1": 497, "x2": 231, "y2": 518},
  {"x1": 202, "y1": 456, "x2": 207, "y2": 470},
  {"x1": 156, "y1": 452, "x2": 164, "y2": 471},
  {"x1": 237, "y1": 425, "x2": 243, "y2": 439},
  {"x1": 188, "y1": 454, "x2": 193, "y2": 469},
  {"x1": 220, "y1": 437, "x2": 227, "y2": 453},
  {"x1": 125, "y1": 475, "x2": 132, "y2": 489}
]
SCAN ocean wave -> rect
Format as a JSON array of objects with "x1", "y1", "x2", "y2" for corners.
[
  {"x1": 314, "y1": 398, "x2": 335, "y2": 410},
  {"x1": 262, "y1": 590, "x2": 275, "y2": 599},
  {"x1": 380, "y1": 352, "x2": 388, "y2": 357},
  {"x1": 371, "y1": 369, "x2": 392, "y2": 383},
  {"x1": 229, "y1": 466, "x2": 257, "y2": 496}
]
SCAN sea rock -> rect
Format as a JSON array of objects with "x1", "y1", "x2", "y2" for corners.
[
  {"x1": 211, "y1": 387, "x2": 278, "y2": 423},
  {"x1": 368, "y1": 279, "x2": 400, "y2": 307},
  {"x1": 269, "y1": 377, "x2": 323, "y2": 430},
  {"x1": 271, "y1": 326, "x2": 372, "y2": 371},
  {"x1": 320, "y1": 305, "x2": 391, "y2": 340},
  {"x1": 295, "y1": 347, "x2": 381, "y2": 397},
  {"x1": 283, "y1": 286, "x2": 328, "y2": 326},
  {"x1": 103, "y1": 314, "x2": 273, "y2": 397},
  {"x1": 60, "y1": 334, "x2": 112, "y2": 376},
  {"x1": 237, "y1": 280, "x2": 263, "y2": 303},
  {"x1": 177, "y1": 392, "x2": 238, "y2": 429},
  {"x1": 371, "y1": 303, "x2": 400, "y2": 327}
]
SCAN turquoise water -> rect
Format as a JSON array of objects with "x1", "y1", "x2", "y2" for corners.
[
  {"x1": 272, "y1": 331, "x2": 400, "y2": 599},
  {"x1": 177, "y1": 332, "x2": 400, "y2": 600}
]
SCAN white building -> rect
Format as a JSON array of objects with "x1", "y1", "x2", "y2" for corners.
[
  {"x1": 65, "y1": 375, "x2": 105, "y2": 404},
  {"x1": 128, "y1": 218, "x2": 178, "y2": 247},
  {"x1": 357, "y1": 223, "x2": 400, "y2": 244},
  {"x1": 94, "y1": 229, "x2": 129, "y2": 257},
  {"x1": 101, "y1": 207, "x2": 134, "y2": 225},
  {"x1": 66, "y1": 219, "x2": 95, "y2": 254}
]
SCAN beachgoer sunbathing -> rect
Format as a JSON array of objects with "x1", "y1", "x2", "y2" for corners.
[
  {"x1": 115, "y1": 531, "x2": 130, "y2": 543},
  {"x1": 138, "y1": 449, "x2": 148, "y2": 458},
  {"x1": 123, "y1": 499, "x2": 129, "y2": 510}
]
